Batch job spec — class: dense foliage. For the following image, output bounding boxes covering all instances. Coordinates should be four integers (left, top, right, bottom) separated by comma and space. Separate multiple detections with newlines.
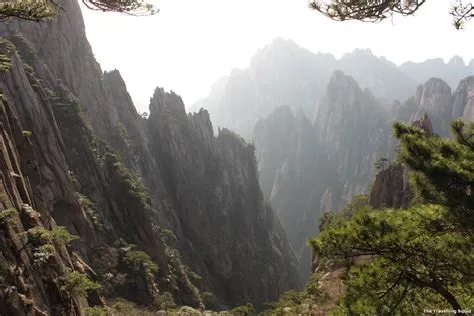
309, 120, 474, 314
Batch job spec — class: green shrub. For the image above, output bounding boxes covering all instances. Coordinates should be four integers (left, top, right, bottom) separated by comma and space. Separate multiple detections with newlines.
263, 290, 304, 314
0, 208, 18, 224
111, 298, 136, 313
123, 246, 159, 274
59, 269, 101, 297
188, 270, 202, 282
153, 292, 177, 311
0, 54, 11, 72
84, 306, 111, 316
24, 226, 78, 246
76, 192, 94, 208
230, 302, 256, 315
161, 229, 177, 243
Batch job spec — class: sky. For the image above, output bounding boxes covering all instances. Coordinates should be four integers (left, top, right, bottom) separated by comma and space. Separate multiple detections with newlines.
81, 0, 474, 113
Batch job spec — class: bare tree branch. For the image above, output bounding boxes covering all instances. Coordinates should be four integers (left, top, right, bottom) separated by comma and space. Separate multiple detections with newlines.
309, 0, 426, 22
309, 0, 474, 29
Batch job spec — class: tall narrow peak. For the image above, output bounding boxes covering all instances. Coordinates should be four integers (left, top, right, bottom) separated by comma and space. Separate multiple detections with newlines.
315, 70, 392, 201
416, 78, 453, 136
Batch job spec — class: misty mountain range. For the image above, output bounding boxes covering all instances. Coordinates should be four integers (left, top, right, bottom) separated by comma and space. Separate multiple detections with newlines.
193, 37, 474, 279
193, 37, 474, 139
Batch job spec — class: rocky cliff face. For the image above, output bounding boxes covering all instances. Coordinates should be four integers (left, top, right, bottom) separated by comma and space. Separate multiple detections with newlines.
146, 89, 301, 309
368, 164, 412, 209
0, 27, 203, 315
0, 0, 301, 313
0, 89, 97, 315
413, 78, 453, 136
253, 105, 300, 199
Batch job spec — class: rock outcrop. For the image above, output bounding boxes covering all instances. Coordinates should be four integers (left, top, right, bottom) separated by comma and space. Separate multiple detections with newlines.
368, 164, 412, 209
0, 0, 301, 312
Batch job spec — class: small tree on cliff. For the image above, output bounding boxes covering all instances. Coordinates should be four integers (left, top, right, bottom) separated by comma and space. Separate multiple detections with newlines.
309, 0, 474, 29
0, 0, 157, 22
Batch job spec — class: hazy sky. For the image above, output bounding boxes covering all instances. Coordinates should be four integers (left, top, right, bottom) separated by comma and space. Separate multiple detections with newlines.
81, 0, 474, 113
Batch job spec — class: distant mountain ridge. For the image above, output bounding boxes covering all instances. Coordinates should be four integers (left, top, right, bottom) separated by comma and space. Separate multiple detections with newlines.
194, 37, 474, 138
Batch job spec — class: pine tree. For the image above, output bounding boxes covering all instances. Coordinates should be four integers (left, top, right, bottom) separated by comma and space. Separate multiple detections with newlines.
310, 120, 474, 314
